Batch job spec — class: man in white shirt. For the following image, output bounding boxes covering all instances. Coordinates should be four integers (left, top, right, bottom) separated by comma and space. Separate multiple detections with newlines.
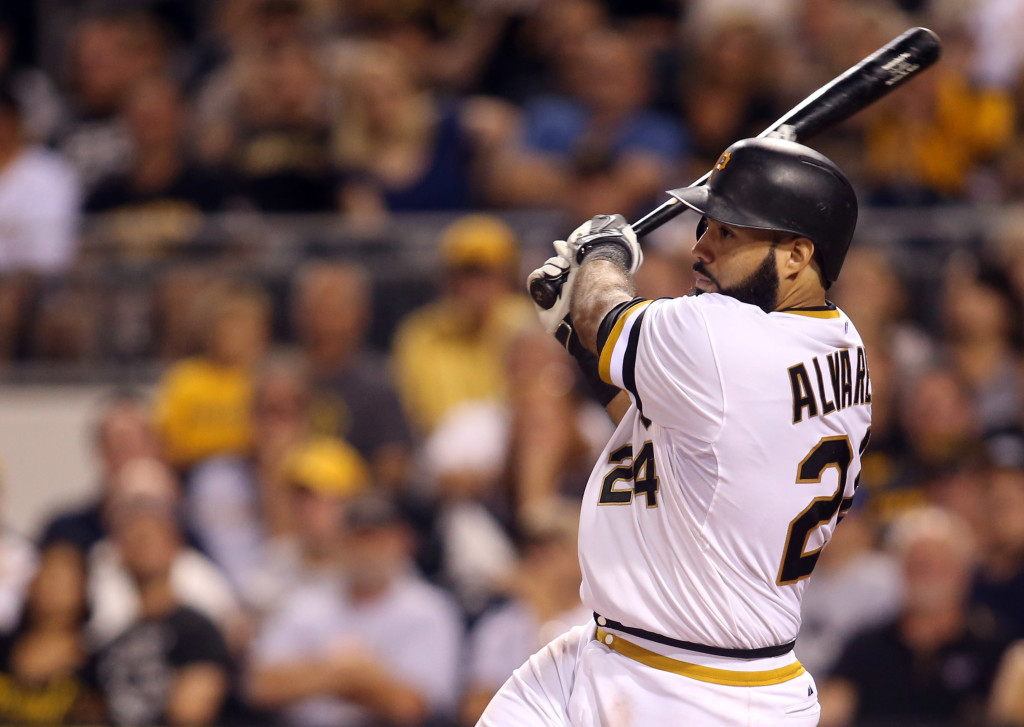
482, 137, 870, 726
247, 495, 463, 727
0, 84, 81, 275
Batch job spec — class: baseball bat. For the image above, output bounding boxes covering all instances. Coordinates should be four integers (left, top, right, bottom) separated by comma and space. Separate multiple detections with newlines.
530, 26, 942, 309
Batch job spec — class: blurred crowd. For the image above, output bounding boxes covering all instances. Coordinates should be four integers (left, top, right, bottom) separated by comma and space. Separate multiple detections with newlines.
0, 0, 1023, 725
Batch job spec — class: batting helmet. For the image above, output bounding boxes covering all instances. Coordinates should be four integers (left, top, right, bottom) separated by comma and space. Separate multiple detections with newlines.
670, 138, 858, 284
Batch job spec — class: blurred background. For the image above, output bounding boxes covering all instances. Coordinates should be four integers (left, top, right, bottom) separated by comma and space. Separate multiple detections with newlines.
0, 0, 1023, 725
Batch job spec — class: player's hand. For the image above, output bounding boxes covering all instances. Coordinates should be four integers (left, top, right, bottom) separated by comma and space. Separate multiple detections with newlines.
527, 240, 576, 335
567, 214, 643, 274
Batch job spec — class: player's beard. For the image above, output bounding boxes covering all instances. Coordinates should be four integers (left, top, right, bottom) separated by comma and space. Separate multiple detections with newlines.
692, 249, 780, 313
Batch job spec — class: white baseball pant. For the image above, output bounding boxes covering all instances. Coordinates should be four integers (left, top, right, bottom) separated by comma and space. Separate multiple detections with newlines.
477, 622, 821, 726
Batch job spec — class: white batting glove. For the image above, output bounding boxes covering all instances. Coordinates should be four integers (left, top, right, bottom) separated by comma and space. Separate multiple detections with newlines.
566, 214, 643, 275
527, 239, 576, 335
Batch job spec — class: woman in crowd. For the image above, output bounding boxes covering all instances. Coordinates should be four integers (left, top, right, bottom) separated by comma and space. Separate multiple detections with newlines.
0, 542, 93, 724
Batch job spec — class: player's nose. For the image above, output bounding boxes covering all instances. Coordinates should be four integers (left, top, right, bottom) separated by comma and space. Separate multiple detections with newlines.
691, 236, 711, 262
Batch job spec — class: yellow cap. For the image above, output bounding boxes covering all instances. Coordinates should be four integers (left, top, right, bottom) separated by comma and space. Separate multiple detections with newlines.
282, 437, 369, 497
439, 214, 518, 270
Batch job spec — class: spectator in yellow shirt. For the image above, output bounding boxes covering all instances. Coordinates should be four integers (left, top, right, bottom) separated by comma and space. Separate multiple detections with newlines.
392, 214, 534, 435
154, 281, 271, 471
864, 26, 1015, 200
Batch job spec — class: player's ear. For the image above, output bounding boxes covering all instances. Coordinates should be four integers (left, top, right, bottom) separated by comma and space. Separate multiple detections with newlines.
779, 236, 816, 278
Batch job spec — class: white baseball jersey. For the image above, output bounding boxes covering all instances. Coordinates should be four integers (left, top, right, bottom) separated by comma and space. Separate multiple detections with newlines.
579, 292, 872, 652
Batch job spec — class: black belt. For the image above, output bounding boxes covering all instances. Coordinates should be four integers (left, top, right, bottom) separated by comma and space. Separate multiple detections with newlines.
594, 613, 796, 659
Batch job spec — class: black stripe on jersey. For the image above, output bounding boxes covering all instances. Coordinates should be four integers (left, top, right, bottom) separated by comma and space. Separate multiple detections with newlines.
781, 302, 838, 312
597, 296, 649, 354
622, 305, 649, 415
595, 614, 797, 658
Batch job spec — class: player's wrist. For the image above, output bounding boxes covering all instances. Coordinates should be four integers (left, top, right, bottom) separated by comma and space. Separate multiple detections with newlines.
577, 240, 633, 271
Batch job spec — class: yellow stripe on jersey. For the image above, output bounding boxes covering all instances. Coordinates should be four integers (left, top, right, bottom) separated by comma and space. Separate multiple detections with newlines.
595, 628, 806, 687
781, 309, 841, 319
598, 300, 652, 385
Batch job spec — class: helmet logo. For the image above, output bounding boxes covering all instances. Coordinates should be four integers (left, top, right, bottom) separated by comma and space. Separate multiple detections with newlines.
712, 152, 732, 177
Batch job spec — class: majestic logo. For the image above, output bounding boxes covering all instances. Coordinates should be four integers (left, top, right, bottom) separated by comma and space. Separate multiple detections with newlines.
714, 152, 732, 172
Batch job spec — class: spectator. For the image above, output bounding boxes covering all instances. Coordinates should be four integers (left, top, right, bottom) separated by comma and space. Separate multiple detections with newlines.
505, 327, 611, 511
38, 390, 160, 554
90, 466, 232, 727
0, 543, 93, 724
247, 495, 462, 727
0, 82, 82, 359
292, 262, 412, 489
460, 503, 589, 725
154, 280, 271, 471
189, 429, 370, 612
490, 28, 684, 219
797, 513, 902, 677
52, 11, 170, 191
867, 368, 984, 520
185, 352, 311, 599
332, 41, 515, 221
472, 0, 607, 105
392, 214, 534, 434
196, 0, 316, 165
973, 466, 1024, 638
819, 506, 1015, 727
203, 37, 334, 212
85, 75, 235, 258
679, 15, 783, 178
87, 458, 239, 647
941, 259, 1023, 437
422, 400, 517, 611
0, 16, 62, 142
863, 24, 1015, 202
990, 641, 1024, 726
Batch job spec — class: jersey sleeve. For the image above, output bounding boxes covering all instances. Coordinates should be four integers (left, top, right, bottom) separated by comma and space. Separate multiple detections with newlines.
598, 297, 724, 436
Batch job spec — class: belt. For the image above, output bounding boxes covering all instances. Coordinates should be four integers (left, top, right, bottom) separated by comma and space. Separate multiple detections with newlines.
594, 613, 796, 659
595, 627, 806, 687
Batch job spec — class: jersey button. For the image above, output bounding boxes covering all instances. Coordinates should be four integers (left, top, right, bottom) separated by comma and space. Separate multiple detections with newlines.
604, 634, 614, 645
597, 617, 607, 626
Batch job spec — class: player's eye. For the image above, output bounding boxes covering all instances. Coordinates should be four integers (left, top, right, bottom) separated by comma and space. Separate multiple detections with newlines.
720, 226, 733, 239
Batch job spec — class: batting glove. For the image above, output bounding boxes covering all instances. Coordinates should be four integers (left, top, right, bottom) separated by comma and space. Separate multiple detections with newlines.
527, 239, 576, 335
567, 214, 643, 274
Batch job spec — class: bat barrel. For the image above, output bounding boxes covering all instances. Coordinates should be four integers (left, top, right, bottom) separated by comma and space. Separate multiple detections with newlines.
763, 27, 941, 142
528, 27, 941, 309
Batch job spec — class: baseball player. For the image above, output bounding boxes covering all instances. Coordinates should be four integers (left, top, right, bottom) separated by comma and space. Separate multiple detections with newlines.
478, 138, 871, 726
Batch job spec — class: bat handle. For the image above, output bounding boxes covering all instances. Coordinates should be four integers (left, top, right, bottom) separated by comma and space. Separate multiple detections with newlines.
529, 196, 692, 310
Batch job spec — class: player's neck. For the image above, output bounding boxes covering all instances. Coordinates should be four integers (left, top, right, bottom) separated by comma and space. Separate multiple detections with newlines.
773, 275, 827, 311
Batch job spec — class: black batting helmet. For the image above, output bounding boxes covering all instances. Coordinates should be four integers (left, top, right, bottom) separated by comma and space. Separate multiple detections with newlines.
670, 138, 858, 284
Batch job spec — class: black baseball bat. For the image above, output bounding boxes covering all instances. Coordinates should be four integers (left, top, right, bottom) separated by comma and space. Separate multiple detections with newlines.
530, 26, 942, 309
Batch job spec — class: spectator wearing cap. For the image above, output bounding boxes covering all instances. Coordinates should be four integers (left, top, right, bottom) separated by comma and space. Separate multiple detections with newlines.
460, 502, 589, 725
243, 435, 370, 612
0, 81, 82, 358
392, 214, 534, 434
819, 507, 1016, 727
88, 460, 233, 727
186, 352, 369, 611
292, 261, 412, 490
247, 495, 462, 727
86, 458, 239, 648
153, 280, 271, 472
